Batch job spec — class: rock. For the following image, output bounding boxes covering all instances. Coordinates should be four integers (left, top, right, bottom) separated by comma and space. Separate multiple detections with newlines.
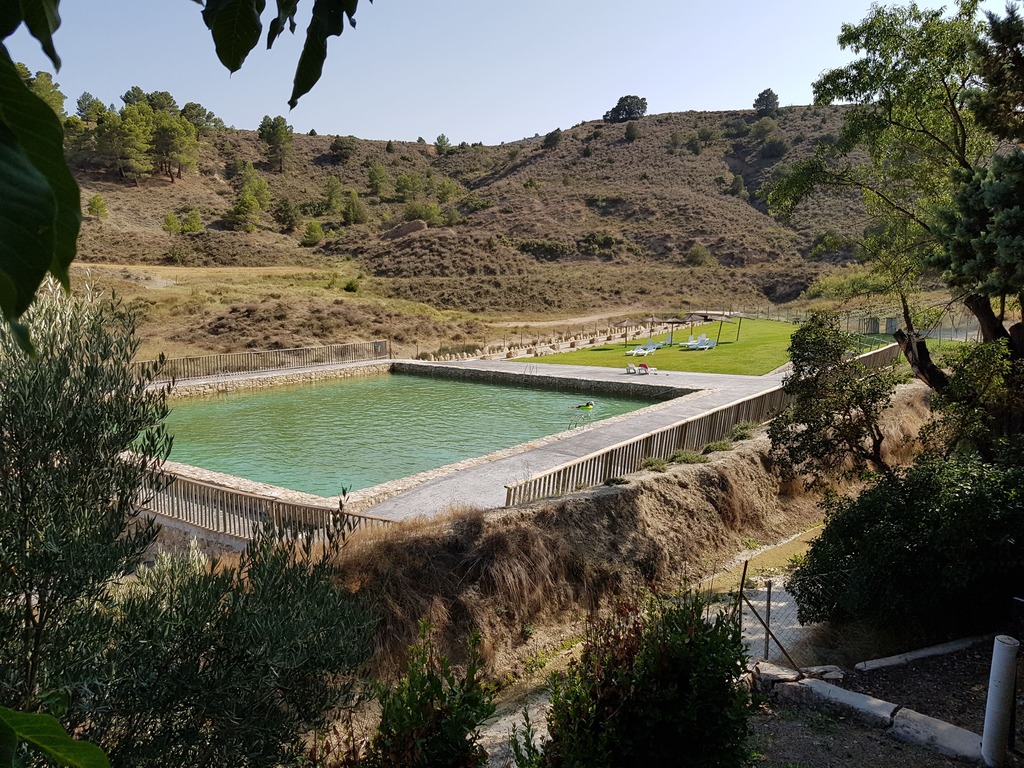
801, 664, 845, 682
382, 219, 428, 240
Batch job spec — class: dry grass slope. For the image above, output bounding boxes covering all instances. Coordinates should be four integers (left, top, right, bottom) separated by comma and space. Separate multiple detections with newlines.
71, 105, 865, 356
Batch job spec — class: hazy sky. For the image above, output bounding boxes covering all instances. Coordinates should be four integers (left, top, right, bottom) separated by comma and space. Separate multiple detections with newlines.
5, 0, 1005, 145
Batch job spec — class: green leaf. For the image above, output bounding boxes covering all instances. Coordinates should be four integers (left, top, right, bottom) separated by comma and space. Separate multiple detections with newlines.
201, 0, 266, 73
0, 44, 79, 297
288, 0, 360, 109
0, 3, 21, 39
0, 138, 55, 320
0, 707, 110, 768
267, 0, 299, 49
18, 0, 62, 70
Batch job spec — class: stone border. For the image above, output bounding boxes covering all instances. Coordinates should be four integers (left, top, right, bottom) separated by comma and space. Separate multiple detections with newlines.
159, 360, 705, 515
391, 360, 696, 400
167, 362, 392, 398
755, 661, 983, 762
854, 636, 989, 672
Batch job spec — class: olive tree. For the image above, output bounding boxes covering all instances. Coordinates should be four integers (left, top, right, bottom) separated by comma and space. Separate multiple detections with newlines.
0, 284, 172, 712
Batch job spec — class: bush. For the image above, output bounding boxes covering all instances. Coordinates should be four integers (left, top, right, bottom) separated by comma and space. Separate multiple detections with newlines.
363, 625, 496, 767
624, 121, 641, 142
301, 219, 324, 246
670, 449, 709, 464
513, 595, 749, 767
180, 208, 204, 233
702, 440, 734, 454
788, 451, 1024, 641
272, 197, 302, 232
760, 136, 790, 159
403, 201, 443, 227
86, 193, 108, 221
329, 135, 358, 164
640, 457, 668, 472
162, 211, 181, 233
342, 190, 369, 226
84, 524, 374, 767
683, 243, 712, 266
542, 128, 562, 149
749, 117, 777, 142
729, 421, 758, 441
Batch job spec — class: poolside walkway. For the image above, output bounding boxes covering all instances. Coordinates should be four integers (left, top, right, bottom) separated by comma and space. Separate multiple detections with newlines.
358, 360, 786, 521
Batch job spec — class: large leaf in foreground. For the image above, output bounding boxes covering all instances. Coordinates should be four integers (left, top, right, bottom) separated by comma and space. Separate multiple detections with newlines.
0, 706, 110, 768
0, 44, 80, 321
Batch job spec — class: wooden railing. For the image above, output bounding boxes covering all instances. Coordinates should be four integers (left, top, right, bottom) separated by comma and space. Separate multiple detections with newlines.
504, 389, 790, 506
139, 472, 394, 540
504, 343, 902, 507
140, 340, 390, 383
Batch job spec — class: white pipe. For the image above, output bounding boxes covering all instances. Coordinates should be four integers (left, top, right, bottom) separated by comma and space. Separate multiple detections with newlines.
982, 634, 1019, 767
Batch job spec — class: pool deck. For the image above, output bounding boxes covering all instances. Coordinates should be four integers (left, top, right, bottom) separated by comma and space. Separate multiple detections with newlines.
356, 359, 786, 521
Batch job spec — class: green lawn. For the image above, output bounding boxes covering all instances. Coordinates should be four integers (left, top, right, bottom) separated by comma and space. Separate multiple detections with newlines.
520, 319, 799, 375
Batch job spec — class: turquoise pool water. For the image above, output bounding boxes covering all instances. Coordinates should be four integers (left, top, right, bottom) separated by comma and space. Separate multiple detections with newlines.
165, 374, 652, 496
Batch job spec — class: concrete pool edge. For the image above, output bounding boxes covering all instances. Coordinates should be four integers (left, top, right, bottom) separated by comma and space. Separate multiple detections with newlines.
160, 359, 708, 515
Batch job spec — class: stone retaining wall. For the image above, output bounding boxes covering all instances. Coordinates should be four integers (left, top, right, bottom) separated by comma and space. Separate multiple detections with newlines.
391, 361, 693, 400
169, 362, 393, 398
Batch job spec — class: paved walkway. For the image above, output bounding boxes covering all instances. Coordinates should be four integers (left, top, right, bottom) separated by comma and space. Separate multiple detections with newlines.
359, 360, 785, 521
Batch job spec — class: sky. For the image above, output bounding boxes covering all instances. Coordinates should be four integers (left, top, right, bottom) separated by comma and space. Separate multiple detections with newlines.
4, 0, 1006, 146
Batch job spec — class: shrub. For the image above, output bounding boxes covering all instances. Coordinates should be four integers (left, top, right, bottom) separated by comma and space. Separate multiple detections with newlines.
83, 523, 374, 767
344, 278, 359, 293
760, 136, 790, 159
624, 121, 641, 142
542, 128, 562, 149
640, 456, 668, 472
702, 440, 734, 454
729, 421, 758, 441
788, 451, 1024, 641
162, 211, 181, 233
514, 595, 749, 767
749, 117, 777, 142
362, 625, 496, 767
86, 193, 108, 221
180, 208, 204, 233
403, 201, 443, 227
342, 190, 369, 226
395, 172, 424, 202
272, 197, 302, 232
683, 243, 712, 266
671, 449, 709, 464
301, 219, 325, 246
329, 135, 358, 164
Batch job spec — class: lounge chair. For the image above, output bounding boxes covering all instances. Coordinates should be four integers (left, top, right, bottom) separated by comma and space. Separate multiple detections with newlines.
638, 363, 657, 374
625, 345, 650, 356
681, 333, 708, 350
694, 338, 717, 351
626, 363, 638, 374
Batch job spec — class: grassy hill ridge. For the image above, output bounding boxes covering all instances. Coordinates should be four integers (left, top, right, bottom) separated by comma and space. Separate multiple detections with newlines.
72, 106, 865, 357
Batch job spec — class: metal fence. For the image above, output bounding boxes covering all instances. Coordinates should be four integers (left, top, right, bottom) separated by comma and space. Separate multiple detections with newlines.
139, 472, 394, 540
139, 340, 390, 383
504, 343, 902, 506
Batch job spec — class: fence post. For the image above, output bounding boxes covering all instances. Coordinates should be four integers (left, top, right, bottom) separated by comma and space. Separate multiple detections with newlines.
764, 579, 772, 659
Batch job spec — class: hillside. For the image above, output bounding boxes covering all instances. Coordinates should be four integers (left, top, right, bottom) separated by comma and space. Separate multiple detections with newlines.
71, 106, 867, 358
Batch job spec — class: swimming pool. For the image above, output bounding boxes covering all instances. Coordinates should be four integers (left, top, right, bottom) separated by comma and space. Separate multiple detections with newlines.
165, 373, 654, 496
